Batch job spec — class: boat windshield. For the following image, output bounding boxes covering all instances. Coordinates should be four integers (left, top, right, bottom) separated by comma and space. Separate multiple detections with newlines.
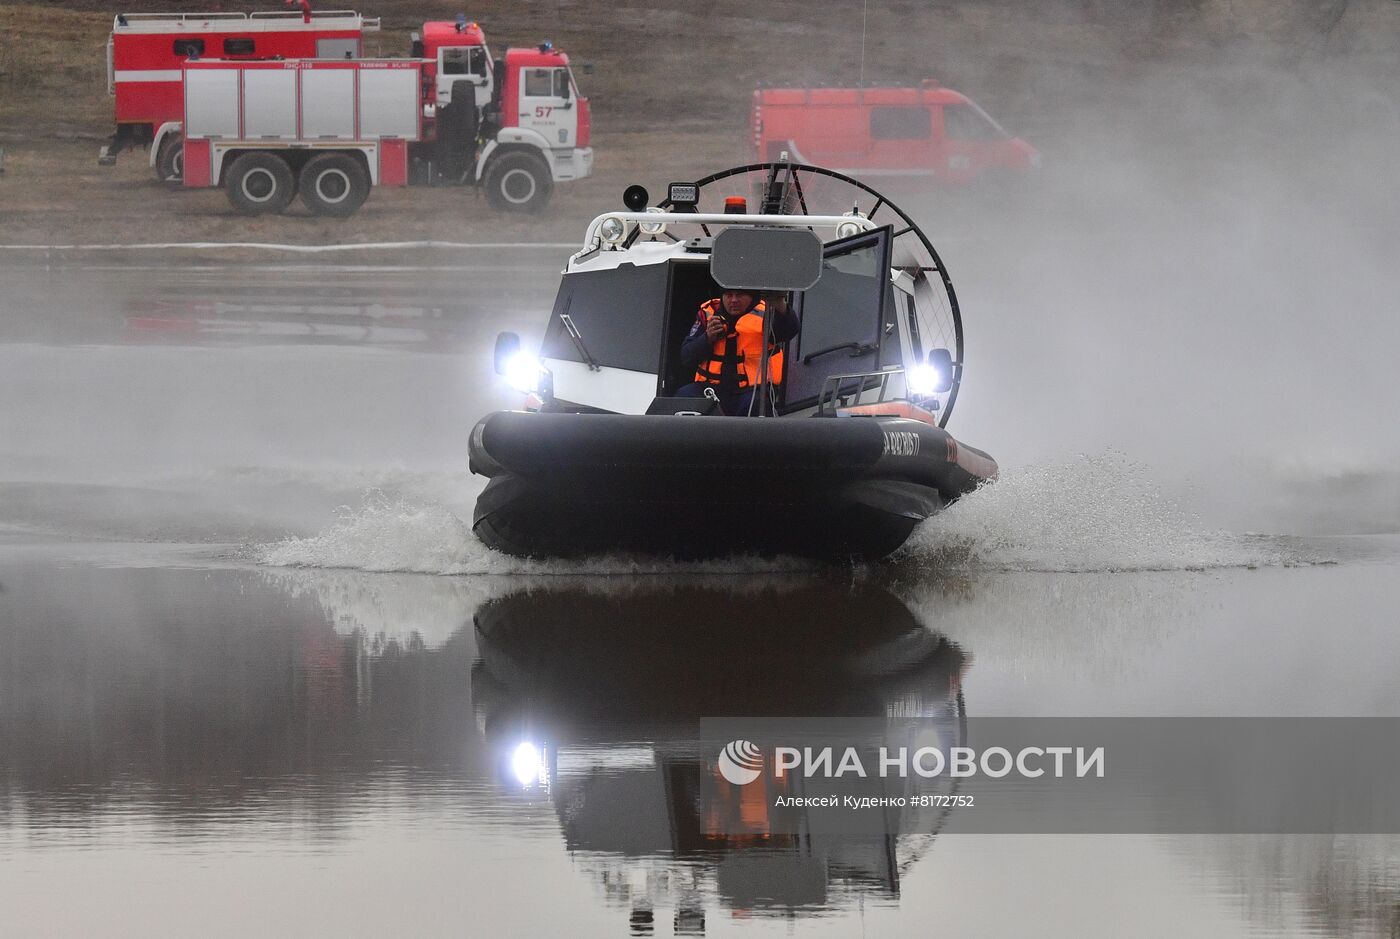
540, 263, 670, 373
781, 226, 893, 412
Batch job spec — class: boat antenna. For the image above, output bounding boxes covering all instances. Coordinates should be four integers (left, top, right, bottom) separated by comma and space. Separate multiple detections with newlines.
859, 0, 868, 88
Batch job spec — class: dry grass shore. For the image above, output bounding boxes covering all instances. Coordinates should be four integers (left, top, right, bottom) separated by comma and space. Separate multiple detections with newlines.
2, 0, 1395, 252
0, 1, 752, 248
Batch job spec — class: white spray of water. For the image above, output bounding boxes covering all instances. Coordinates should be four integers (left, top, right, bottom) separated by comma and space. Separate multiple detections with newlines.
256, 489, 818, 576
256, 455, 1325, 577
901, 453, 1322, 573
260, 567, 496, 648
258, 491, 489, 573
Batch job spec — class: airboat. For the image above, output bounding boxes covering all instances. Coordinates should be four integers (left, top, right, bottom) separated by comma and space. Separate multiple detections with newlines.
469, 162, 997, 559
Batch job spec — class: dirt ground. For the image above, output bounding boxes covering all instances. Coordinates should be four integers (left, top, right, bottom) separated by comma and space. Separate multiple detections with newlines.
0, 1, 764, 247
2, 0, 1397, 250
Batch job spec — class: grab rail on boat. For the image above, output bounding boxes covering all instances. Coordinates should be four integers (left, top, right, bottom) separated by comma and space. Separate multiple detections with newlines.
816, 367, 921, 415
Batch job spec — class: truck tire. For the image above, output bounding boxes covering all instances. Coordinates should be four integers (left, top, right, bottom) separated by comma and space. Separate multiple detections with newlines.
225, 152, 296, 216
484, 151, 552, 213
298, 153, 370, 218
155, 133, 184, 186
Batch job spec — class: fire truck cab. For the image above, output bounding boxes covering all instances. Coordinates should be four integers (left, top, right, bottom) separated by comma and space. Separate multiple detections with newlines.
487, 46, 592, 186
409, 23, 593, 195
751, 83, 1038, 186
418, 19, 491, 110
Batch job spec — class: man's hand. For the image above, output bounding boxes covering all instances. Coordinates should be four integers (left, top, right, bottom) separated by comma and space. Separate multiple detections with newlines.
705, 316, 728, 340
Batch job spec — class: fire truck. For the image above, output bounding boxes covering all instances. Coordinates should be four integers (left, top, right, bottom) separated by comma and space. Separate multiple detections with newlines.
103, 7, 592, 213
751, 83, 1037, 186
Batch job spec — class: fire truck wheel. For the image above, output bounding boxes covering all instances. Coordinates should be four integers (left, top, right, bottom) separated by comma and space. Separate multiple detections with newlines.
155, 134, 184, 186
299, 154, 370, 218
484, 152, 552, 213
225, 152, 296, 216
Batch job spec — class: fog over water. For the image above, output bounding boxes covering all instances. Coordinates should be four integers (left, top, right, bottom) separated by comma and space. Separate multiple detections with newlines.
927, 52, 1400, 534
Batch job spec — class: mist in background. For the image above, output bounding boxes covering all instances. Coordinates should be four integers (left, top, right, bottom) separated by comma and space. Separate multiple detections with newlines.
623, 0, 1400, 533
879, 1, 1400, 533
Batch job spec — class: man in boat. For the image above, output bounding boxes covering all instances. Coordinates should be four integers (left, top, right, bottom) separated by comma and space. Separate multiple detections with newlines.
677, 288, 799, 416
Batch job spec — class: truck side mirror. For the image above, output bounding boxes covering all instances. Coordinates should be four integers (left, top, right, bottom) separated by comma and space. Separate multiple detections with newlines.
494, 331, 521, 375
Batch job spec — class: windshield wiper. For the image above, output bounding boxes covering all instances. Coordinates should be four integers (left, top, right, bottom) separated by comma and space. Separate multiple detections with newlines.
560, 313, 601, 371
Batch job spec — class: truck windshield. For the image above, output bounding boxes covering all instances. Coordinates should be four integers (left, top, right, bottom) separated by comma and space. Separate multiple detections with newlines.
441, 47, 472, 75
943, 103, 1007, 140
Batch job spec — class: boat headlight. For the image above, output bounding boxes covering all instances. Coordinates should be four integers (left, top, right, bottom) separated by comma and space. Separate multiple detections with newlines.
504, 350, 547, 393
667, 182, 699, 207
638, 207, 667, 236
511, 741, 548, 788
836, 208, 867, 240
905, 363, 944, 396
599, 215, 628, 244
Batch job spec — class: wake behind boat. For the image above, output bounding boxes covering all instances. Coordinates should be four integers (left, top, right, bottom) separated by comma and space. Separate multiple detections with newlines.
469, 162, 997, 559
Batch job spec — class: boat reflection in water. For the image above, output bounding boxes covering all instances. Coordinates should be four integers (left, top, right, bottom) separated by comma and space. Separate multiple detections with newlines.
471, 578, 969, 931
0, 560, 963, 933
9, 561, 1400, 934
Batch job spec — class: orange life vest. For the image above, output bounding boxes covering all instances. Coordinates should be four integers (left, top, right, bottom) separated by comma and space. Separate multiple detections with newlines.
692, 298, 785, 389
702, 762, 783, 842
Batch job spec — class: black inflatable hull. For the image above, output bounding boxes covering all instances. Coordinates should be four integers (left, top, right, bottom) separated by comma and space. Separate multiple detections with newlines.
468, 411, 996, 560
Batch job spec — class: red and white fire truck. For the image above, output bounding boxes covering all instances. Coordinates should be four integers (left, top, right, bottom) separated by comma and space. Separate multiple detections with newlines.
751, 83, 1037, 186
103, 7, 592, 213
